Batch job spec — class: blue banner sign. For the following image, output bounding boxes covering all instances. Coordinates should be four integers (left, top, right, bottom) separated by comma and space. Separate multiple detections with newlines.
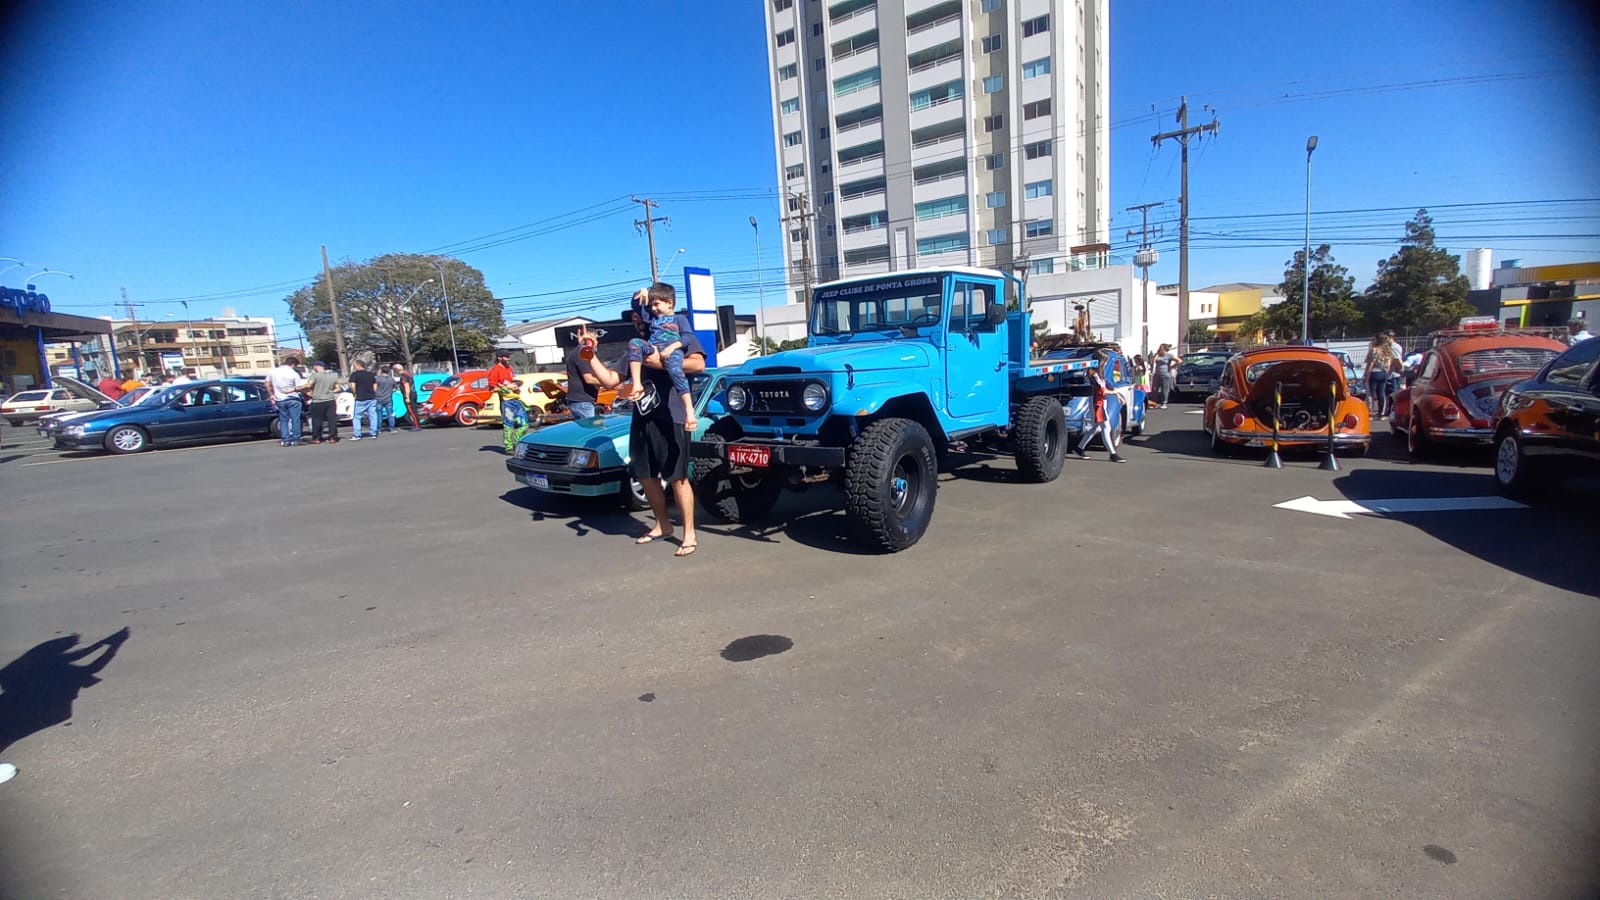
1, 288, 52, 316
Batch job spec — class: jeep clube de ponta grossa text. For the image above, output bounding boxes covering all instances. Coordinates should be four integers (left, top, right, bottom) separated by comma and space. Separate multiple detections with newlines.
689, 266, 1105, 552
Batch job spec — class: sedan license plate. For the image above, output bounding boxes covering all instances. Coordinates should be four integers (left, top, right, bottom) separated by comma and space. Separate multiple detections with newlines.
727, 444, 771, 468
520, 473, 550, 489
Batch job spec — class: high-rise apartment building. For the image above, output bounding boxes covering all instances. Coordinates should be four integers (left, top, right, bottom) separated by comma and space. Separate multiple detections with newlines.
764, 0, 1108, 307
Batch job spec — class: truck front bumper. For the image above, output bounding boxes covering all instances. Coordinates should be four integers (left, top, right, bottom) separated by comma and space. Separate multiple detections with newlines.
690, 439, 847, 468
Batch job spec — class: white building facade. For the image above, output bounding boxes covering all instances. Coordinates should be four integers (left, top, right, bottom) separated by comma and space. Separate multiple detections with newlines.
764, 0, 1109, 307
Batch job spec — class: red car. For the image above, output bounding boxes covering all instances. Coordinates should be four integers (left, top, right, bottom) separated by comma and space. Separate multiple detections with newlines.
1392, 326, 1567, 458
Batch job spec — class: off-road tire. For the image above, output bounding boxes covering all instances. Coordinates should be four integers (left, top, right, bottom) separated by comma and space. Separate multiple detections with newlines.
691, 432, 782, 523
106, 425, 149, 454
1012, 396, 1067, 483
454, 404, 480, 427
844, 418, 938, 552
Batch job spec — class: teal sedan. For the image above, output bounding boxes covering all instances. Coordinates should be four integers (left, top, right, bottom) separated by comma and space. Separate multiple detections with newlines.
506, 371, 724, 509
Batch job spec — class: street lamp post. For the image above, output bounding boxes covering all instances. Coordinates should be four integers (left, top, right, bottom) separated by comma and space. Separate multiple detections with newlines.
660, 248, 686, 282
431, 260, 460, 373
0, 258, 26, 284
23, 269, 74, 291
398, 279, 434, 371
1302, 135, 1318, 343
750, 216, 765, 355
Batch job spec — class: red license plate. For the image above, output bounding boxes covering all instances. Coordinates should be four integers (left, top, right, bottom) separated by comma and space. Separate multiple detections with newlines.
727, 444, 771, 467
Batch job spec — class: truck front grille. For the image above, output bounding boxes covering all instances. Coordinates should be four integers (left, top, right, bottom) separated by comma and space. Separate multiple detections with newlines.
743, 381, 810, 415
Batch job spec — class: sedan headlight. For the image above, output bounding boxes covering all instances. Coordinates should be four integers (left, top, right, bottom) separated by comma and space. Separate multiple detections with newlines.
802, 382, 828, 412
568, 449, 597, 468
63, 425, 85, 435
726, 384, 749, 412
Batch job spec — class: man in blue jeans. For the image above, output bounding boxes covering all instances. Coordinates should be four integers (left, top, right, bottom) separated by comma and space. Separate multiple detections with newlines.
267, 356, 308, 446
347, 359, 380, 439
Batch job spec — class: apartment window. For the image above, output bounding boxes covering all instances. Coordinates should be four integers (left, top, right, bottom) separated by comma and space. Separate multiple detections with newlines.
815, 57, 825, 70
917, 233, 970, 255
819, 126, 829, 140
826, 224, 836, 237
1024, 139, 1053, 159
823, 191, 834, 205
790, 228, 804, 242
785, 163, 805, 180
812, 22, 823, 35
773, 0, 793, 9
985, 191, 1006, 208
1025, 179, 1053, 198
781, 98, 800, 114
983, 114, 1004, 131
787, 195, 801, 212
1023, 99, 1051, 119
981, 34, 1002, 53
816, 90, 828, 106
1022, 15, 1050, 37
910, 80, 962, 110
783, 131, 803, 147
982, 75, 1004, 94
984, 152, 1005, 170
981, 0, 1002, 10
985, 228, 1008, 246
1029, 257, 1055, 275
1022, 57, 1051, 79
1025, 219, 1053, 238
776, 28, 796, 47
915, 195, 968, 220
833, 67, 882, 97
779, 63, 798, 80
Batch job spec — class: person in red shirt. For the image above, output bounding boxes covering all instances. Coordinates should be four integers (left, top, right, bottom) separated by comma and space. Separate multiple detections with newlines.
487, 352, 516, 388
95, 372, 125, 400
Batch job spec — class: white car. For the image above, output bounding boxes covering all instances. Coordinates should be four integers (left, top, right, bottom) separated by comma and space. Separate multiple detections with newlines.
3, 387, 101, 425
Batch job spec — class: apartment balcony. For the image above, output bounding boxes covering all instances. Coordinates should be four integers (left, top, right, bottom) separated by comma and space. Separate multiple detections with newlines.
909, 131, 965, 166
838, 186, 887, 218
915, 246, 973, 268
906, 52, 962, 94
831, 44, 879, 80
912, 168, 966, 203
832, 82, 881, 116
827, 2, 877, 40
842, 255, 894, 275
835, 150, 885, 180
833, 116, 882, 149
840, 223, 890, 252
905, 4, 962, 55
909, 93, 963, 131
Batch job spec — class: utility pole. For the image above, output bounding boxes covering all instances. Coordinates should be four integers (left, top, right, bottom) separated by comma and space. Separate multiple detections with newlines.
321, 245, 348, 372
1126, 201, 1164, 357
122, 287, 146, 377
788, 191, 815, 320
632, 196, 669, 283
1152, 97, 1219, 348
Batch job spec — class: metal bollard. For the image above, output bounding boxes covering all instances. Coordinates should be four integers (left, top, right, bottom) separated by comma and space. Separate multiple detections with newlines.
1319, 381, 1340, 471
1263, 383, 1284, 468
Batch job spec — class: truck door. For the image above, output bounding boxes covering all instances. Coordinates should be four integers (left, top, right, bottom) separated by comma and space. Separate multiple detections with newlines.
944, 279, 1008, 419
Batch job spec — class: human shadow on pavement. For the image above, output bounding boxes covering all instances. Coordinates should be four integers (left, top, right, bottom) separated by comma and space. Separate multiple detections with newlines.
1331, 467, 1600, 597
0, 628, 131, 754
498, 487, 654, 540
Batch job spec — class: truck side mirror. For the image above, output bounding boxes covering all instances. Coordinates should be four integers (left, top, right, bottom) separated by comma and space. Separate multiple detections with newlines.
981, 303, 1007, 329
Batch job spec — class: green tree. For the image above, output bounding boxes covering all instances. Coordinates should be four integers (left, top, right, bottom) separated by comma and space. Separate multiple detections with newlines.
1184, 321, 1215, 346
1360, 209, 1473, 335
1258, 244, 1364, 341
755, 335, 809, 354
283, 254, 504, 370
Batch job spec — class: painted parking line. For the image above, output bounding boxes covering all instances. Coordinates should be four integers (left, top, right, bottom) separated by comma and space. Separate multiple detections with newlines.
1273, 494, 1528, 519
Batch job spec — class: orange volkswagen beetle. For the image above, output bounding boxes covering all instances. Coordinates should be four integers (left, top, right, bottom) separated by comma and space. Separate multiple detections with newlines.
1392, 324, 1567, 458
1203, 346, 1371, 456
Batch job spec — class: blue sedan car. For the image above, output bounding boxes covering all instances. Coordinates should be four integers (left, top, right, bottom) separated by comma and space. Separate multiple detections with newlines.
53, 379, 279, 454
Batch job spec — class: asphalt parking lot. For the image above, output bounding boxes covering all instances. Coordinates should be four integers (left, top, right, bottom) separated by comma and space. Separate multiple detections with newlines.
0, 408, 1596, 898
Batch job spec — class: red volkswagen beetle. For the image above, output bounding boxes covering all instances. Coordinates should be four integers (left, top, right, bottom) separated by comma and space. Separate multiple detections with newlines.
1392, 324, 1567, 458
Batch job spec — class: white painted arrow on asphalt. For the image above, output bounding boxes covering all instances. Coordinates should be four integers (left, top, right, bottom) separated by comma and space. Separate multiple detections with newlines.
1273, 495, 1528, 519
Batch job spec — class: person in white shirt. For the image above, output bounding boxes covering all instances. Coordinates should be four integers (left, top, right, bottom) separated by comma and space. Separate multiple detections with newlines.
267, 356, 309, 446
1569, 318, 1594, 345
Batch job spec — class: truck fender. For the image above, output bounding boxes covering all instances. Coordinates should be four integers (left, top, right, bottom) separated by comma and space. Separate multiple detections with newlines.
841, 391, 948, 447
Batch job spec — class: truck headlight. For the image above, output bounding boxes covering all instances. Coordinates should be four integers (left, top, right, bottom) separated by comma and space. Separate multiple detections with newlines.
568, 449, 597, 468
802, 382, 828, 412
726, 385, 749, 412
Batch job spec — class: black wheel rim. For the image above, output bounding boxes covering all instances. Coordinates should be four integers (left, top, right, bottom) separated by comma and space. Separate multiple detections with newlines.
1043, 419, 1059, 459
890, 455, 921, 516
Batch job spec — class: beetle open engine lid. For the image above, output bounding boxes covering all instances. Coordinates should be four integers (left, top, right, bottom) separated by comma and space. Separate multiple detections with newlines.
1243, 357, 1345, 404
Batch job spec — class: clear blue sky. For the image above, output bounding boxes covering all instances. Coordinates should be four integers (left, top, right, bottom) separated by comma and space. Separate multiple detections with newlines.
4, 0, 1597, 343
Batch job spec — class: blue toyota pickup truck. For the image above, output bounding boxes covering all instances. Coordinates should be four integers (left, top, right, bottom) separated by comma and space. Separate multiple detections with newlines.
690, 266, 1118, 552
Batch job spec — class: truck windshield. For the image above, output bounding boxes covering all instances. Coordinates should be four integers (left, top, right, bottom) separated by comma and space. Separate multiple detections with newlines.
811, 273, 945, 337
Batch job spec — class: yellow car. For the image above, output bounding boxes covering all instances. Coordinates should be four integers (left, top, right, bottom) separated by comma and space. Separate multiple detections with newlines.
478, 373, 570, 426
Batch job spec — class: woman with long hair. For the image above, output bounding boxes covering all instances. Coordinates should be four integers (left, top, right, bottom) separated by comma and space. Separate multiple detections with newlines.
1363, 332, 1399, 418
